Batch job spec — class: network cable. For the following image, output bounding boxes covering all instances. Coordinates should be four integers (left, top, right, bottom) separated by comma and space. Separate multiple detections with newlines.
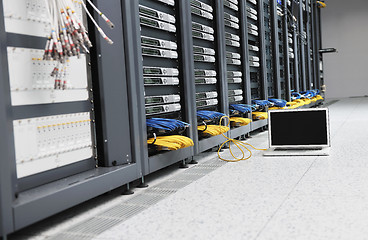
268, 98, 287, 108
217, 116, 266, 162
146, 118, 189, 132
230, 104, 252, 114
197, 110, 225, 120
147, 135, 194, 150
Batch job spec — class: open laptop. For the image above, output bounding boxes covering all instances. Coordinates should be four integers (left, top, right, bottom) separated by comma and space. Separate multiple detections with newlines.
263, 108, 331, 156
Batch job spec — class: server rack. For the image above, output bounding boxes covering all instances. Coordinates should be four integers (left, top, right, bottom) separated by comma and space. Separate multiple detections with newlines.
223, 0, 252, 139
0, 0, 142, 236
247, 0, 268, 131
281, 0, 292, 101
288, 0, 300, 93
191, 0, 229, 153
129, 0, 197, 175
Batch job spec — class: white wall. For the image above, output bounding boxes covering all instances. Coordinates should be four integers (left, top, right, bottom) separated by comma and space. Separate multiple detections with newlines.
321, 0, 368, 98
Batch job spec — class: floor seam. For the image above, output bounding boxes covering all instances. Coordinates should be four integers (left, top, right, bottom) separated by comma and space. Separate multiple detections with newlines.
253, 156, 319, 240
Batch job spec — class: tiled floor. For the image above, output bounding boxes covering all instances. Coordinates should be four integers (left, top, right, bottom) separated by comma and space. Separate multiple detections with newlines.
11, 97, 368, 240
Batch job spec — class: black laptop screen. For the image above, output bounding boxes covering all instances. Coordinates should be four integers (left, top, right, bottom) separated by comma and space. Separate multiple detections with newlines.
270, 109, 329, 146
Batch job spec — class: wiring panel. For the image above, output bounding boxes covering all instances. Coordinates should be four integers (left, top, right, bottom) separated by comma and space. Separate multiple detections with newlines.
3, 0, 83, 37
7, 47, 89, 105
13, 112, 93, 178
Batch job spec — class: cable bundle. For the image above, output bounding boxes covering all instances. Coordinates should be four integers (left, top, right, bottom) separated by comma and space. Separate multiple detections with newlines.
197, 111, 225, 120
301, 91, 317, 98
252, 112, 268, 120
147, 135, 194, 151
230, 117, 252, 127
268, 98, 287, 108
286, 101, 300, 109
146, 118, 189, 132
291, 92, 302, 100
43, 0, 114, 89
197, 125, 229, 136
316, 95, 324, 100
251, 100, 271, 107
230, 104, 253, 114
217, 116, 266, 162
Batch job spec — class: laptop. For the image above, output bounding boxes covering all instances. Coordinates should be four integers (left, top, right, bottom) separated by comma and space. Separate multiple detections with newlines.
263, 108, 331, 156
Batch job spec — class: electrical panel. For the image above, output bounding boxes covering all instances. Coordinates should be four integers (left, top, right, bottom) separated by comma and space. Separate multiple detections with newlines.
224, 0, 244, 108
247, 0, 262, 100
13, 112, 93, 178
190, 0, 219, 112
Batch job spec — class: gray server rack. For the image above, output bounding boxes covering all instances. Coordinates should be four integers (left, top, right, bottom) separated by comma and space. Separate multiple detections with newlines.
226, 0, 253, 139
0, 0, 142, 236
191, 0, 229, 153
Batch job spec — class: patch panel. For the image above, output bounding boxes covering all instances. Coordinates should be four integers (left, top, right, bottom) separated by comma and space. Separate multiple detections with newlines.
3, 0, 82, 37
7, 47, 89, 106
13, 112, 93, 178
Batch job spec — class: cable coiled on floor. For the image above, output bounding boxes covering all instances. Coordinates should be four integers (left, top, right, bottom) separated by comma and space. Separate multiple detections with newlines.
217, 116, 266, 162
